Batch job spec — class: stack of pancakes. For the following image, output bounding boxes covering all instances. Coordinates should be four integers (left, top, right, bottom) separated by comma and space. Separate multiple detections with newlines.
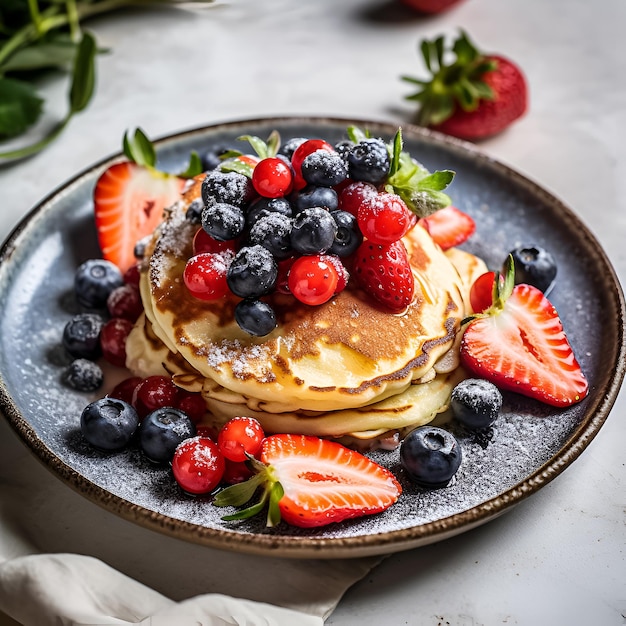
126, 177, 487, 447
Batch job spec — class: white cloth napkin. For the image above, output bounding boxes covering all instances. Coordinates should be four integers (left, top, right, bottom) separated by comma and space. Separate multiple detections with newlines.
0, 418, 383, 625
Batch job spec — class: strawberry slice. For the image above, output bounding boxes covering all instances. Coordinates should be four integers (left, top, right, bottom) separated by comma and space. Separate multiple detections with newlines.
94, 162, 184, 272
214, 434, 402, 528
93, 128, 201, 273
421, 206, 475, 250
352, 239, 415, 312
460, 260, 588, 407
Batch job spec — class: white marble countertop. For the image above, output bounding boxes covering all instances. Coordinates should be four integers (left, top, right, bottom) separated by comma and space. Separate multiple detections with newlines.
1, 0, 625, 624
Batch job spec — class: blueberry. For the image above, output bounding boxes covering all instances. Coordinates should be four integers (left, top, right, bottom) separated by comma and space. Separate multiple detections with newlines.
200, 144, 230, 171
201, 202, 246, 241
508, 245, 557, 294
227, 245, 278, 298
74, 259, 124, 308
347, 138, 390, 186
400, 426, 462, 488
235, 299, 277, 336
301, 150, 348, 187
80, 397, 139, 451
334, 139, 355, 164
278, 137, 307, 160
290, 207, 338, 255
328, 210, 363, 257
201, 170, 254, 208
139, 407, 196, 464
185, 198, 204, 224
133, 235, 151, 260
247, 196, 293, 228
64, 358, 104, 392
295, 186, 338, 213
451, 378, 502, 431
63, 313, 104, 359
249, 213, 294, 260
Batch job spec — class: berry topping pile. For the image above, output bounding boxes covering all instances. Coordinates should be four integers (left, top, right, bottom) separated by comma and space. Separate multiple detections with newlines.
48, 125, 593, 531
181, 127, 462, 335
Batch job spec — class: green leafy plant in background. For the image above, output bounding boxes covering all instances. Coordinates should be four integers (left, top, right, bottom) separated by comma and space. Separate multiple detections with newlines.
0, 0, 212, 161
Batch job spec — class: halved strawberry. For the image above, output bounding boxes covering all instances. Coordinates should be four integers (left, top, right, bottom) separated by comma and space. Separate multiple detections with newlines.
93, 128, 202, 273
460, 260, 588, 407
94, 162, 184, 272
421, 205, 475, 250
214, 434, 402, 528
352, 239, 415, 312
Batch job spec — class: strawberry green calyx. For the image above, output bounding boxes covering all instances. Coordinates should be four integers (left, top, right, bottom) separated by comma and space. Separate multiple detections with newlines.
220, 131, 282, 177
122, 127, 202, 179
402, 30, 498, 128
214, 456, 285, 527
462, 254, 515, 326
386, 127, 455, 217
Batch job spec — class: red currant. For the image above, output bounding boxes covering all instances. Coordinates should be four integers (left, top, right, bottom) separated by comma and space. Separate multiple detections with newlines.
357, 191, 414, 245
470, 271, 498, 313
132, 375, 180, 419
193, 228, 236, 256
100, 318, 134, 367
107, 284, 143, 321
123, 263, 141, 287
183, 252, 231, 301
217, 416, 265, 463
172, 436, 225, 495
338, 181, 377, 217
288, 255, 339, 306
275, 257, 296, 294
176, 391, 206, 424
291, 139, 334, 191
321, 254, 349, 294
108, 376, 143, 404
222, 459, 253, 485
252, 157, 293, 198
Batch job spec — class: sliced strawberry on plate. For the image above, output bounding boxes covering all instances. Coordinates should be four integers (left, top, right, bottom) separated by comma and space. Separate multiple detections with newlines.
460, 257, 589, 407
93, 128, 196, 273
421, 205, 475, 250
352, 239, 415, 312
214, 434, 402, 528
94, 163, 184, 272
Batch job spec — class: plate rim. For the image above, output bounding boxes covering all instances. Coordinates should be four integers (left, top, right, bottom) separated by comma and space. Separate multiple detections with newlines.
1, 115, 625, 559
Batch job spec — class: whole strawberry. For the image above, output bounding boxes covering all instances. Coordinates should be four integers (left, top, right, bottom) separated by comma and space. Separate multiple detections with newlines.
402, 31, 528, 140
400, 0, 465, 13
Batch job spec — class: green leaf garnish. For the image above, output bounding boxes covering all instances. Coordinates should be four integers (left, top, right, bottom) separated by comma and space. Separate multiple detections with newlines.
69, 31, 96, 113
177, 150, 203, 179
237, 130, 281, 159
384, 128, 455, 217
0, 0, 215, 162
123, 127, 156, 169
0, 77, 43, 139
220, 157, 255, 178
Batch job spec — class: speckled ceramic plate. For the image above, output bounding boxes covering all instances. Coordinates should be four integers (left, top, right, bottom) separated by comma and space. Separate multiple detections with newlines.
1, 117, 624, 559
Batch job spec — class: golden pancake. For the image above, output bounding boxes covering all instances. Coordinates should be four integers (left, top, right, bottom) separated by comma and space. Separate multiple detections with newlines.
139, 176, 477, 415
126, 237, 486, 442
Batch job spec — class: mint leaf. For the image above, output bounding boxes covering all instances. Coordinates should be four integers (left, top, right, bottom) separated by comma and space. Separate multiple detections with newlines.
386, 147, 455, 217
178, 150, 203, 178
238, 131, 281, 159
417, 170, 455, 191
0, 77, 43, 139
220, 157, 255, 178
123, 127, 156, 168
